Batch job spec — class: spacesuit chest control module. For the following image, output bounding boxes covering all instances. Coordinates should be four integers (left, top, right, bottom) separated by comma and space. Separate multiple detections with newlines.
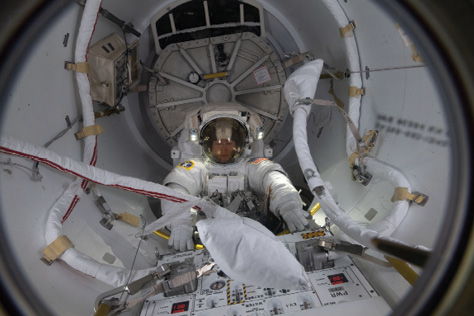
161, 103, 311, 251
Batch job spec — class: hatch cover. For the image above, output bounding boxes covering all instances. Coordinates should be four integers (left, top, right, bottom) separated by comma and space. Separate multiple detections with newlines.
148, 32, 287, 145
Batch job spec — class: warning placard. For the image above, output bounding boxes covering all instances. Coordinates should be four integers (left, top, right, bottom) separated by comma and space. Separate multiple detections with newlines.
253, 66, 271, 85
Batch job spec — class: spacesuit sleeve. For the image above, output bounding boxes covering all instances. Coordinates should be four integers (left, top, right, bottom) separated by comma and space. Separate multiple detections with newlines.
161, 160, 206, 216
162, 160, 206, 196
247, 159, 303, 216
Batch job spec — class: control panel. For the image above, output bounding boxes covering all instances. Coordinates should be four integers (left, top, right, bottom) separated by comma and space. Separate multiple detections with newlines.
137, 232, 390, 316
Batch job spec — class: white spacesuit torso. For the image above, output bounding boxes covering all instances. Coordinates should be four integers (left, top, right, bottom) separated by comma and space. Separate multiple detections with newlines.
162, 157, 302, 226
204, 159, 247, 195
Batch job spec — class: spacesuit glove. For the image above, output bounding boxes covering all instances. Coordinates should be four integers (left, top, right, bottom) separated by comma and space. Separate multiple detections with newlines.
169, 224, 194, 251
280, 208, 310, 232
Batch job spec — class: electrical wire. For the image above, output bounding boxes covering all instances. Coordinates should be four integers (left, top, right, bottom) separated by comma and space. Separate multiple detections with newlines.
31, 115, 80, 181
118, 215, 146, 304
347, 64, 426, 75
1, 158, 39, 177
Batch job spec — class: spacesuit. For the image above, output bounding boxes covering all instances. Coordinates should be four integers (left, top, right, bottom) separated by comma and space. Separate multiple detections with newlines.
162, 112, 310, 251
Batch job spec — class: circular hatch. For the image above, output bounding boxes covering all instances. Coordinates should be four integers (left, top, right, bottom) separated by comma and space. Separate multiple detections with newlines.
148, 32, 287, 146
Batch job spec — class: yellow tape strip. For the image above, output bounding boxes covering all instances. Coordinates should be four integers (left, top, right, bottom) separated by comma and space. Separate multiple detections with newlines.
42, 235, 74, 264
349, 86, 365, 97
94, 303, 112, 316
385, 256, 419, 286
339, 21, 355, 37
153, 230, 169, 240
410, 45, 423, 63
392, 187, 410, 202
64, 61, 89, 73
117, 212, 140, 227
310, 203, 321, 216
276, 229, 290, 236
204, 72, 228, 80
75, 124, 104, 140
153, 230, 204, 250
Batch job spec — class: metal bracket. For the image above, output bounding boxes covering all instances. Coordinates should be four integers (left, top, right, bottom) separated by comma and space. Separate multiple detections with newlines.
351, 165, 372, 186
94, 265, 171, 312
411, 191, 429, 206
196, 262, 216, 278
91, 185, 118, 230
316, 237, 364, 256
365, 129, 379, 148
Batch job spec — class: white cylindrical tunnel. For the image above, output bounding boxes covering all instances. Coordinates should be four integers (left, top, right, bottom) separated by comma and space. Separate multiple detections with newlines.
0, 0, 473, 316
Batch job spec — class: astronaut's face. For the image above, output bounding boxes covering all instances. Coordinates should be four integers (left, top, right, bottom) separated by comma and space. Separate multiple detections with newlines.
211, 138, 236, 163
201, 117, 247, 164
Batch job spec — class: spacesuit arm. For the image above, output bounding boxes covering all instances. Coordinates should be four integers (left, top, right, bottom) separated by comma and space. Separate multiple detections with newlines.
161, 161, 206, 251
160, 183, 195, 251
263, 171, 310, 232
248, 160, 309, 232
160, 183, 191, 217
262, 171, 301, 212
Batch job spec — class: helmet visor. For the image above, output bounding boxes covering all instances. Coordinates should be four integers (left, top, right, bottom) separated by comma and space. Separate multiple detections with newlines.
201, 117, 247, 164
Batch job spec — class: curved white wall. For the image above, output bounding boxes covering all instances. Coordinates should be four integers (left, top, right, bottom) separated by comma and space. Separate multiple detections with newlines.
0, 0, 452, 315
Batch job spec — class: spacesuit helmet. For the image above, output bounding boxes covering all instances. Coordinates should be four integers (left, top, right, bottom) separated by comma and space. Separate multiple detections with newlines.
200, 117, 247, 164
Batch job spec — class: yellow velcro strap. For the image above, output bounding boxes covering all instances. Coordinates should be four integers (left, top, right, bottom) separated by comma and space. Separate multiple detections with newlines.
396, 23, 423, 63
385, 256, 419, 286
349, 151, 359, 166
339, 21, 356, 37
64, 61, 89, 73
391, 187, 428, 205
410, 45, 423, 63
75, 124, 104, 140
283, 54, 307, 68
94, 303, 112, 316
41, 235, 74, 265
349, 86, 366, 97
117, 212, 140, 227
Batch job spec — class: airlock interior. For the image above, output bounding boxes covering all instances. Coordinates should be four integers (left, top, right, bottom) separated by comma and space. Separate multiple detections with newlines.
0, 0, 460, 316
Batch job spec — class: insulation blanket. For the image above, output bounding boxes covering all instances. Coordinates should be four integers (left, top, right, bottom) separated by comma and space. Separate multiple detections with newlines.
284, 59, 324, 116
0, 136, 191, 205
321, 0, 363, 156
284, 58, 418, 251
285, 60, 326, 191
196, 217, 312, 291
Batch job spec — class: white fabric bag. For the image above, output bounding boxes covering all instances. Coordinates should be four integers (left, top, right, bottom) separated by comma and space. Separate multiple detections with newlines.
196, 217, 311, 291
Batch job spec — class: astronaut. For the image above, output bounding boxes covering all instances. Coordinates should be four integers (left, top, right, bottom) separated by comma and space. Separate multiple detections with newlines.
161, 104, 311, 251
